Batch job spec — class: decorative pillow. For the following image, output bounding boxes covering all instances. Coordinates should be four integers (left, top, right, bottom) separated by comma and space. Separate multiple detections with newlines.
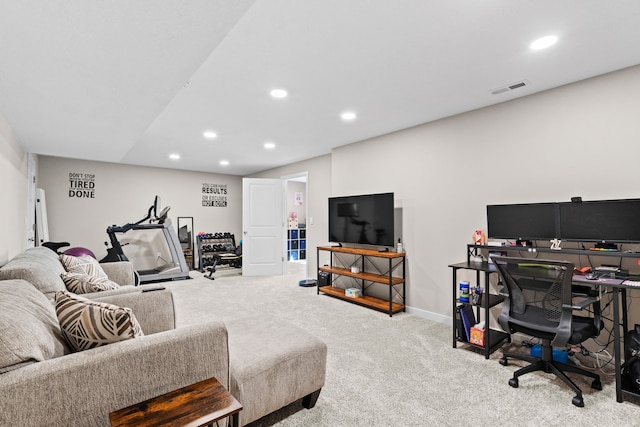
61, 271, 120, 294
0, 280, 69, 373
54, 291, 143, 352
59, 254, 108, 280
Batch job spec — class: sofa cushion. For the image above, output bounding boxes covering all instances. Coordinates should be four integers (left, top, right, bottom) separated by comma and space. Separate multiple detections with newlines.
59, 254, 108, 280
55, 291, 144, 352
61, 271, 120, 294
226, 315, 327, 426
0, 247, 67, 299
0, 280, 70, 373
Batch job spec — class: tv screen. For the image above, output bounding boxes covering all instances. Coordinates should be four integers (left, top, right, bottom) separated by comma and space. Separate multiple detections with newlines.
558, 199, 640, 243
487, 203, 558, 240
328, 192, 394, 246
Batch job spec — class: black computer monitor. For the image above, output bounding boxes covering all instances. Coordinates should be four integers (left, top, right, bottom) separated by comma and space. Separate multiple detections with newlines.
558, 199, 640, 243
487, 203, 558, 240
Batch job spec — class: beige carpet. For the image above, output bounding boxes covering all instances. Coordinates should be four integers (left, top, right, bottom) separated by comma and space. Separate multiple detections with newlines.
165, 263, 640, 426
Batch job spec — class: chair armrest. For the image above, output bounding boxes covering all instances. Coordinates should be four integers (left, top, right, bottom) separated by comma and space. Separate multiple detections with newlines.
568, 296, 598, 310
91, 287, 176, 335
100, 261, 136, 286
565, 297, 603, 332
0, 322, 229, 427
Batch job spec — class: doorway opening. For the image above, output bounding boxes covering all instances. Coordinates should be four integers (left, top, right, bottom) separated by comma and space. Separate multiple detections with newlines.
283, 172, 308, 280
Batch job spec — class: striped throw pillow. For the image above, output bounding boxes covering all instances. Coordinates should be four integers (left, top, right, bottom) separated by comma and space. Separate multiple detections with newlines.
59, 254, 108, 280
54, 291, 143, 352
61, 271, 120, 294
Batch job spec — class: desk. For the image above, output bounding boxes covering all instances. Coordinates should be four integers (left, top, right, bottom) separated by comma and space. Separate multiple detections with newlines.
451, 259, 639, 402
572, 275, 639, 403
462, 245, 640, 402
109, 377, 242, 427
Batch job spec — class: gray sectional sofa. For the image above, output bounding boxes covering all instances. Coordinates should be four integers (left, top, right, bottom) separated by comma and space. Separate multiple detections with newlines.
0, 247, 327, 426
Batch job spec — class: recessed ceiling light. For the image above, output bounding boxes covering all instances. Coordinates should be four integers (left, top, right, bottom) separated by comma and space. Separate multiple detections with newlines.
530, 35, 558, 50
169, 153, 180, 160
220, 160, 229, 166
270, 88, 288, 98
341, 111, 357, 121
203, 131, 217, 139
264, 142, 276, 149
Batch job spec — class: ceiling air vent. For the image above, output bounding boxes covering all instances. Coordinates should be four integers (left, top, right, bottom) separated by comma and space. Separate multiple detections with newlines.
490, 80, 530, 95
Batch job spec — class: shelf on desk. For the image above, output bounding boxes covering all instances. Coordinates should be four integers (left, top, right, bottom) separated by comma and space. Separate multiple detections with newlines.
449, 261, 497, 272
468, 244, 640, 259
456, 294, 505, 310
457, 329, 509, 352
480, 294, 505, 309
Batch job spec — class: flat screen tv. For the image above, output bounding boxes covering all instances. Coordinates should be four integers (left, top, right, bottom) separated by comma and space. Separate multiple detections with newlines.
486, 203, 558, 241
328, 192, 394, 247
558, 199, 640, 243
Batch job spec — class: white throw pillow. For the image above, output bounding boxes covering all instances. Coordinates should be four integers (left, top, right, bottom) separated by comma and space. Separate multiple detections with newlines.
59, 254, 108, 280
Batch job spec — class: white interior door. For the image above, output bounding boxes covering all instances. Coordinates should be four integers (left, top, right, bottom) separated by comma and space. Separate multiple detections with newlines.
242, 178, 285, 276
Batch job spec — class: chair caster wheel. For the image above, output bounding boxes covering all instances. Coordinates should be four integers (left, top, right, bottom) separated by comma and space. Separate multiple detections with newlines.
572, 395, 584, 407
508, 378, 518, 388
591, 379, 602, 390
499, 357, 508, 366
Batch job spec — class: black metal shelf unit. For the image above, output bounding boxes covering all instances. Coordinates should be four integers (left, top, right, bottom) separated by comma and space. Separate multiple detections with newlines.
449, 261, 509, 359
197, 232, 237, 271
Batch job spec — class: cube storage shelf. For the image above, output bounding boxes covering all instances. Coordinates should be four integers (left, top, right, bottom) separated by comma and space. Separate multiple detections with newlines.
288, 227, 306, 261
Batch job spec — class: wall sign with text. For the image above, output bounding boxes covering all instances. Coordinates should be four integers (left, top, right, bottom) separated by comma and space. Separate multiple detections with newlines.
202, 183, 228, 207
69, 172, 96, 198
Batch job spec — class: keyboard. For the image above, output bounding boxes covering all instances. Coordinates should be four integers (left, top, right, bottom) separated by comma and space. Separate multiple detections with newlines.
622, 280, 640, 287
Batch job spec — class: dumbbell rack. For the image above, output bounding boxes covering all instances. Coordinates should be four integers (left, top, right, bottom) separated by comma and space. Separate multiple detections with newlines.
196, 232, 236, 272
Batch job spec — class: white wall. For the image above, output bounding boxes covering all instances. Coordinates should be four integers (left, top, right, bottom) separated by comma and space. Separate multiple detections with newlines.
330, 65, 640, 321
0, 113, 29, 264
286, 181, 306, 225
37, 156, 243, 266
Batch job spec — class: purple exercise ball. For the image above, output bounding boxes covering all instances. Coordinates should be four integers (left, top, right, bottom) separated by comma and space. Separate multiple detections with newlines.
63, 247, 96, 259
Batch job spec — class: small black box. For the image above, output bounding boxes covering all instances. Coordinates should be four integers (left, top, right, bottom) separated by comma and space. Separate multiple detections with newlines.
317, 271, 331, 287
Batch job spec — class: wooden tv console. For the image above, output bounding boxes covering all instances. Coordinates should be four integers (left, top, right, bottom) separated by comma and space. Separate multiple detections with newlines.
316, 246, 405, 316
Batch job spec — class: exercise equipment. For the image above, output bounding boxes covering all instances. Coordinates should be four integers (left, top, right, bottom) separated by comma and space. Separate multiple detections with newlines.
42, 242, 96, 259
42, 241, 71, 254
203, 240, 242, 280
101, 196, 190, 283
64, 247, 96, 259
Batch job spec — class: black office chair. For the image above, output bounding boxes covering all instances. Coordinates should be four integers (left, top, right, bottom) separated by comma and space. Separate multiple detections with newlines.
491, 256, 603, 407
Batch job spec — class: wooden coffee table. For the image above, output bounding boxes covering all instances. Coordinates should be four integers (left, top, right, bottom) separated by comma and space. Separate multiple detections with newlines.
109, 377, 242, 427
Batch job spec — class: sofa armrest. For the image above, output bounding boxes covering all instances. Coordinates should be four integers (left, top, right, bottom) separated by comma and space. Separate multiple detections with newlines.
0, 322, 229, 427
91, 287, 176, 335
100, 261, 136, 286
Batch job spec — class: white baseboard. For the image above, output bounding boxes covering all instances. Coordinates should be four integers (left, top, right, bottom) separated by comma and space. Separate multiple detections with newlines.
405, 305, 451, 325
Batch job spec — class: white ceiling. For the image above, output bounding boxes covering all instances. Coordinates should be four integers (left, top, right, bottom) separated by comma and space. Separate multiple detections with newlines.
1, 1, 640, 176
